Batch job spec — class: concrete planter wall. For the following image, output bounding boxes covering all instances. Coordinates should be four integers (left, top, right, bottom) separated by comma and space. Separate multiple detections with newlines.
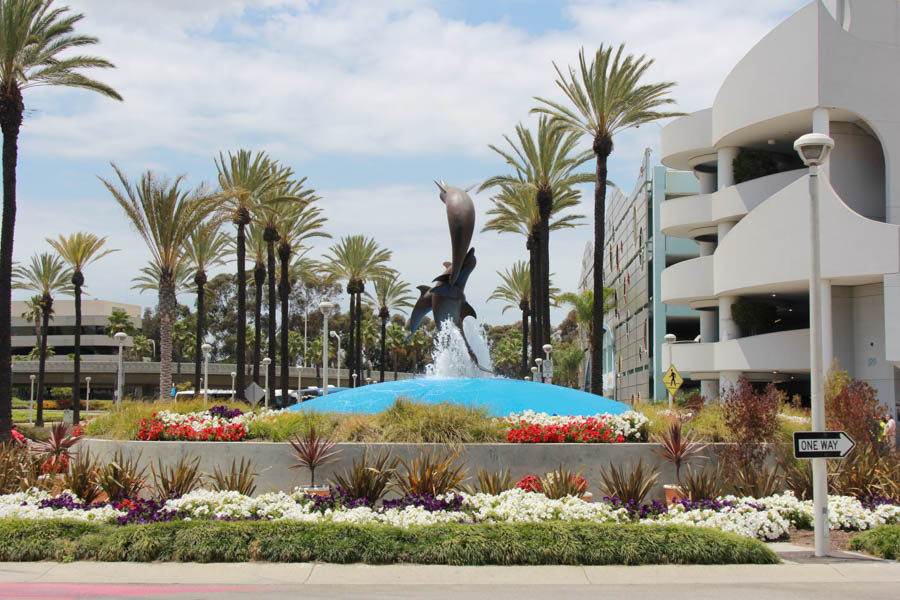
82, 439, 734, 501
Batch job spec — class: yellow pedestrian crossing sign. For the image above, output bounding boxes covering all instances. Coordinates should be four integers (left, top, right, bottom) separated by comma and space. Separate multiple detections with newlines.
663, 365, 683, 397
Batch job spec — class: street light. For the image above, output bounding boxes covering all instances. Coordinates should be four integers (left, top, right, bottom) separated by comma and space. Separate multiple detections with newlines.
331, 331, 343, 388
535, 357, 543, 383
542, 343, 553, 384
262, 357, 272, 408
114, 331, 127, 409
201, 343, 212, 406
352, 373, 357, 388
29, 374, 35, 425
664, 333, 676, 409
230, 372, 236, 401
795, 131, 835, 558
303, 304, 309, 368
85, 376, 91, 413
318, 301, 335, 396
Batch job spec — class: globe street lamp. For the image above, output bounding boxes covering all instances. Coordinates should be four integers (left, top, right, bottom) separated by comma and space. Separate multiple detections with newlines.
331, 331, 343, 388
230, 372, 236, 401
318, 301, 335, 396
794, 131, 835, 558
262, 357, 272, 408
114, 331, 127, 409
531, 366, 538, 382
85, 376, 91, 413
352, 373, 357, 388
535, 358, 543, 383
542, 343, 553, 384
201, 343, 212, 406
29, 374, 35, 425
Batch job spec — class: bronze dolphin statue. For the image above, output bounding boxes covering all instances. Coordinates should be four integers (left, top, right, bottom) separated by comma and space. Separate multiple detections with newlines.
435, 180, 475, 287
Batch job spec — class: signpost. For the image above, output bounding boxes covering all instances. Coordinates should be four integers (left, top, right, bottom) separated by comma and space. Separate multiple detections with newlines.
793, 431, 855, 459
662, 364, 683, 401
245, 382, 265, 407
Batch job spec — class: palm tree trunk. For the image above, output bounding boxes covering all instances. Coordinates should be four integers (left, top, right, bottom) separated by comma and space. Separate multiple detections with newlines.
538, 192, 552, 358
159, 277, 176, 402
279, 251, 290, 404
591, 141, 612, 395
72, 276, 83, 425
0, 90, 23, 440
355, 291, 363, 382
393, 349, 398, 380
521, 305, 529, 377
193, 273, 206, 396
253, 264, 265, 385
266, 240, 277, 406
527, 236, 540, 366
379, 315, 387, 383
36, 296, 50, 427
235, 223, 247, 400
347, 288, 356, 386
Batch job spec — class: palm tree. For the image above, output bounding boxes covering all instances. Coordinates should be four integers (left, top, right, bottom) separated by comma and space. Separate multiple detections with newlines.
365, 276, 413, 382
321, 236, 392, 385
214, 150, 284, 401
480, 116, 591, 357
12, 252, 72, 426
131, 261, 193, 298
47, 232, 117, 425
184, 220, 230, 396
21, 294, 41, 339
245, 223, 267, 385
103, 166, 216, 401
276, 202, 329, 402
488, 261, 531, 377
557, 288, 615, 348
0, 0, 121, 440
532, 44, 682, 394
482, 182, 584, 366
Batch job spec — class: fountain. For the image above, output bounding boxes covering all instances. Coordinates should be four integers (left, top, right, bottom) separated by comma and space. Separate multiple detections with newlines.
292, 182, 631, 417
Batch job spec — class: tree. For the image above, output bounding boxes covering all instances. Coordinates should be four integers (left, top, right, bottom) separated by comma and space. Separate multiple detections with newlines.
0, 0, 121, 440
533, 44, 682, 394
480, 116, 591, 358
47, 232, 117, 425
184, 220, 230, 397
557, 288, 615, 348
20, 294, 42, 341
214, 150, 284, 401
12, 252, 72, 426
488, 261, 532, 377
103, 166, 216, 402
321, 235, 392, 385
245, 223, 266, 384
365, 275, 413, 382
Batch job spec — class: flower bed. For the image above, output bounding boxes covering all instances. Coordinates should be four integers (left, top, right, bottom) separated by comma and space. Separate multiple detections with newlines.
137, 406, 282, 441
502, 410, 648, 443
3, 487, 898, 542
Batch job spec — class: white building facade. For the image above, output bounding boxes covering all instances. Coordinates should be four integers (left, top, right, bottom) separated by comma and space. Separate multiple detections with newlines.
659, 0, 900, 416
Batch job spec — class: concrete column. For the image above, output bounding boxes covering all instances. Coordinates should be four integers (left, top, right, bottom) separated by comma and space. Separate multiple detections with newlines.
821, 279, 833, 374
700, 310, 718, 343
719, 296, 739, 342
696, 171, 717, 194
701, 380, 718, 403
698, 242, 715, 257
719, 370, 741, 399
717, 147, 739, 190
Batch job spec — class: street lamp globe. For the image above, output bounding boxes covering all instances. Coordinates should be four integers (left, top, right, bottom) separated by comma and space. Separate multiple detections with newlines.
793, 133, 834, 167
318, 301, 335, 314
201, 343, 212, 356
262, 357, 271, 366
542, 343, 552, 356
664, 333, 676, 344
114, 331, 127, 344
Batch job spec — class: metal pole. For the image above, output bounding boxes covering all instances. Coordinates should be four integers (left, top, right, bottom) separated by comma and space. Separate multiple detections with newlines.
117, 342, 124, 410
263, 357, 271, 408
322, 312, 329, 396
303, 305, 308, 368
85, 377, 91, 413
668, 344, 674, 409
29, 374, 35, 425
203, 355, 209, 406
231, 372, 236, 401
809, 165, 829, 557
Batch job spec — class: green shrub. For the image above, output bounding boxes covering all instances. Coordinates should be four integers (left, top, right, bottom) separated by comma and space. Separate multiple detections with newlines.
849, 525, 900, 560
378, 398, 507, 443
0, 519, 779, 565
684, 405, 729, 442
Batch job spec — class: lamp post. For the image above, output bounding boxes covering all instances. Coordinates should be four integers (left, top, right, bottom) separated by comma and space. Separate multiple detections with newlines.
331, 331, 343, 388
230, 372, 236, 401
531, 366, 538, 382
303, 304, 308, 368
262, 357, 272, 407
535, 357, 543, 384
352, 373, 357, 388
318, 301, 335, 396
665, 333, 676, 409
201, 343, 212, 406
85, 376, 91, 413
29, 374, 35, 425
795, 131, 835, 558
542, 343, 553, 384
114, 331, 127, 409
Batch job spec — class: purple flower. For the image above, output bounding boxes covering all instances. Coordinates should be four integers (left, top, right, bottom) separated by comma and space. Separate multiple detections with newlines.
208, 405, 243, 420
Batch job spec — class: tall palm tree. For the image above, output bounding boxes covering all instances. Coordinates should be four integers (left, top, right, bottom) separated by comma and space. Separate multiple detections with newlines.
214, 150, 284, 401
488, 261, 531, 377
0, 0, 121, 440
533, 44, 682, 394
557, 288, 616, 349
480, 116, 591, 357
47, 232, 117, 425
184, 220, 230, 395
365, 276, 413, 382
482, 183, 584, 366
131, 261, 194, 298
245, 223, 267, 385
276, 202, 328, 402
12, 252, 71, 426
321, 235, 392, 385
103, 166, 216, 402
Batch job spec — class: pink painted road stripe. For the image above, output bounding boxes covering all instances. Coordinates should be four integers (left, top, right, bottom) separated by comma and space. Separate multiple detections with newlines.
0, 583, 270, 599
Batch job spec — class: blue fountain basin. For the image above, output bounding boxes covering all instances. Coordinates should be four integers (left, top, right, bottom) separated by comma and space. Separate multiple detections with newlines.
289, 377, 632, 417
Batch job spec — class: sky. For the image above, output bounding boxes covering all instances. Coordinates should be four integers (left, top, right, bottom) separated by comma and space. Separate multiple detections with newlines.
11, 0, 816, 327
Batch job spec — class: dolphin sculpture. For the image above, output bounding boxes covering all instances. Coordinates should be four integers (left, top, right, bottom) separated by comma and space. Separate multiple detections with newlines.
435, 180, 475, 287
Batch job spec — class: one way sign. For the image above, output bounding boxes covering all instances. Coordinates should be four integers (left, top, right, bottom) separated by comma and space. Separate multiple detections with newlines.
793, 431, 856, 459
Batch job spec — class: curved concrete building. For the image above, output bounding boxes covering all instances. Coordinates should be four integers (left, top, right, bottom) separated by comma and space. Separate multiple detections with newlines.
659, 0, 900, 414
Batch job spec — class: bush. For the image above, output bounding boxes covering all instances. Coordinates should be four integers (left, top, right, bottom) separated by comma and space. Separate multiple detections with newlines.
721, 378, 780, 472
849, 525, 900, 560
379, 398, 507, 443
0, 519, 779, 565
826, 364, 882, 445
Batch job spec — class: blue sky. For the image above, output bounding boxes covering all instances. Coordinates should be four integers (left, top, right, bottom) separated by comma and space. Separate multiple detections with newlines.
13, 0, 814, 327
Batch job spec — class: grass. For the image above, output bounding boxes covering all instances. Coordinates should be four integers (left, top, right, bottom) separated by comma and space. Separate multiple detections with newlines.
0, 518, 778, 565
12, 410, 64, 424
849, 525, 900, 560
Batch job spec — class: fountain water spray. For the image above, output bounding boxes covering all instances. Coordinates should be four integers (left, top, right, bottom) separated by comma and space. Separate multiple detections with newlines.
425, 319, 494, 379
